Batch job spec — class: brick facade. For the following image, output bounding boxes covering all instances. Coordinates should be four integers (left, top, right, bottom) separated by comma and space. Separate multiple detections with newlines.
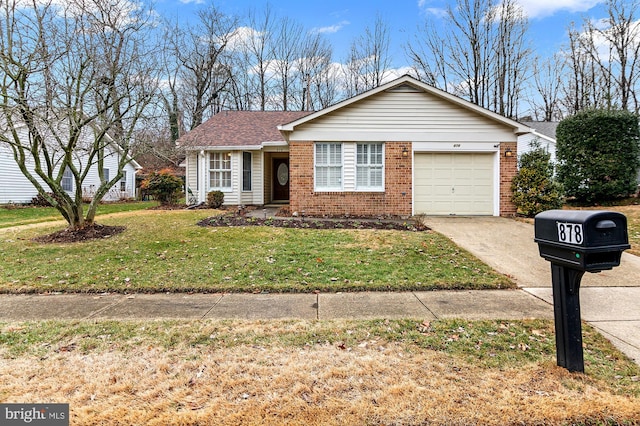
289, 141, 413, 218
499, 142, 517, 217
289, 141, 517, 218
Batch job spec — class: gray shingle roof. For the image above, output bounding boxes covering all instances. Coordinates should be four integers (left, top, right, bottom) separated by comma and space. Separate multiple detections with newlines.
521, 121, 559, 139
176, 111, 313, 149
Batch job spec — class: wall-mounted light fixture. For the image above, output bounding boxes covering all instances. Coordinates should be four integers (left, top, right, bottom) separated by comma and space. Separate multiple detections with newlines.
402, 146, 409, 158
504, 147, 514, 158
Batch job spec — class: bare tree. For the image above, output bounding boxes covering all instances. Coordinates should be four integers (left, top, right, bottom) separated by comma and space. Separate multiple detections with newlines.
560, 24, 610, 115
296, 34, 337, 110
580, 0, 640, 112
406, 0, 532, 119
490, 0, 531, 118
530, 54, 566, 121
0, 0, 158, 230
166, 5, 237, 130
344, 14, 392, 97
271, 16, 303, 111
239, 5, 278, 111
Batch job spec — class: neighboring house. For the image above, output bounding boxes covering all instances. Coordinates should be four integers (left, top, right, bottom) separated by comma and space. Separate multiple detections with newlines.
518, 121, 558, 164
0, 123, 141, 204
178, 75, 532, 217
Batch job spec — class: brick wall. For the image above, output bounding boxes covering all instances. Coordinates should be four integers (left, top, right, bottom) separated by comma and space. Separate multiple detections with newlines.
289, 141, 413, 218
500, 142, 517, 217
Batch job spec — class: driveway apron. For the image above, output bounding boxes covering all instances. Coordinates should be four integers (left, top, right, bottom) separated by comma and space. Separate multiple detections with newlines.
424, 216, 640, 365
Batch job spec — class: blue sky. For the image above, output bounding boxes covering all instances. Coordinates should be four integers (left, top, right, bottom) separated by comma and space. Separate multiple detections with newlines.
154, 0, 610, 69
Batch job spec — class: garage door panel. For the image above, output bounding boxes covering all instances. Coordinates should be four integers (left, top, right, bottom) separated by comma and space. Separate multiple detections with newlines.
414, 153, 494, 215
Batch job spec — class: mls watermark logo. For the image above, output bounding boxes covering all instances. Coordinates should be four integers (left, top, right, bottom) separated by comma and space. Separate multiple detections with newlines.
1, 404, 69, 425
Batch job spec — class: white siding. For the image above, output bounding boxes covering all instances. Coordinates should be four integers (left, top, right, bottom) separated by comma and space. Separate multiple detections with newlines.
288, 89, 517, 143
239, 151, 264, 205
0, 125, 138, 204
188, 149, 265, 206
517, 132, 556, 164
186, 152, 198, 194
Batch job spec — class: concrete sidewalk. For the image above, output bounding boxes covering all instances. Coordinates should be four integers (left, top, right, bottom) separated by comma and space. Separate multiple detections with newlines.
424, 216, 640, 365
0, 290, 552, 321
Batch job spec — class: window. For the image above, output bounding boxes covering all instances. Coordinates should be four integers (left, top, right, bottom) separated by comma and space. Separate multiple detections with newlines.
242, 152, 252, 191
62, 168, 73, 192
209, 152, 232, 190
315, 143, 342, 190
356, 143, 384, 190
120, 171, 127, 192
103, 168, 110, 182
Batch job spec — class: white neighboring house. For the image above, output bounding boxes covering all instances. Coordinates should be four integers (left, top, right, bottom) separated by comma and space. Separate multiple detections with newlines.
517, 121, 558, 164
0, 122, 141, 205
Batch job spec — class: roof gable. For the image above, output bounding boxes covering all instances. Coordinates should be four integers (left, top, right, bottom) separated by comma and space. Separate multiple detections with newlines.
177, 111, 312, 149
279, 75, 531, 139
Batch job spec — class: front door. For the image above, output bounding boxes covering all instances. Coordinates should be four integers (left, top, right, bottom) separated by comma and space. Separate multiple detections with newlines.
272, 158, 290, 201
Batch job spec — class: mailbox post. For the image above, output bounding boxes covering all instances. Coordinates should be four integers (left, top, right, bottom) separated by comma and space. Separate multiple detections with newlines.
534, 210, 630, 373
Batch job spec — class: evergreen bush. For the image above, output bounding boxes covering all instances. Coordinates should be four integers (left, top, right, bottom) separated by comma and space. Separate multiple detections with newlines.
556, 109, 640, 204
511, 140, 564, 217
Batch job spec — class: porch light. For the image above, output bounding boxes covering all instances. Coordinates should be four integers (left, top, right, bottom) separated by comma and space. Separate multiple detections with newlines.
402, 146, 409, 157
504, 147, 514, 158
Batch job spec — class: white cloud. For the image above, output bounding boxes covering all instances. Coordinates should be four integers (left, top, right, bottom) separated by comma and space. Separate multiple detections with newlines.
515, 0, 603, 19
178, 0, 205, 4
311, 20, 350, 35
425, 7, 448, 18
225, 26, 264, 51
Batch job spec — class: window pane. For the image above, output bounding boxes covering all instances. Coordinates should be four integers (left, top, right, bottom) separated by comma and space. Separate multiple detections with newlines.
316, 144, 327, 165
62, 168, 73, 192
209, 152, 232, 190
243, 152, 252, 191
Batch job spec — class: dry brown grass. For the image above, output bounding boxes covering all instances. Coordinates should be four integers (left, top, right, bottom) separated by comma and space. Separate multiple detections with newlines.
1, 321, 639, 425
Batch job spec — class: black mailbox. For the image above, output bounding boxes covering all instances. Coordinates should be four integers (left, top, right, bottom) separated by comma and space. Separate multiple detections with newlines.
534, 210, 630, 272
534, 209, 630, 373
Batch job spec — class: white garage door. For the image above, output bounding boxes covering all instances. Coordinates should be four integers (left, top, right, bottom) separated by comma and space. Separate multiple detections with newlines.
414, 153, 494, 215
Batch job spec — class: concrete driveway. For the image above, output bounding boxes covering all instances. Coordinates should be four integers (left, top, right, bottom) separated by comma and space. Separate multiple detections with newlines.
424, 216, 640, 364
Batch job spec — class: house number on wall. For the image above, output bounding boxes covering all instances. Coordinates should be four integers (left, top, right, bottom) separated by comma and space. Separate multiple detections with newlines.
453, 144, 461, 148
277, 163, 289, 185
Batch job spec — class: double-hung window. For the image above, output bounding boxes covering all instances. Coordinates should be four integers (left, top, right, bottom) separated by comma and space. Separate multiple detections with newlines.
62, 168, 73, 192
315, 143, 342, 190
242, 152, 252, 191
120, 171, 127, 192
209, 152, 232, 190
356, 143, 384, 190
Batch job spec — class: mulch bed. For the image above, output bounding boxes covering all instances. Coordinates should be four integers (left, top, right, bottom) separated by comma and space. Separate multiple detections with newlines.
32, 224, 126, 244
197, 214, 429, 231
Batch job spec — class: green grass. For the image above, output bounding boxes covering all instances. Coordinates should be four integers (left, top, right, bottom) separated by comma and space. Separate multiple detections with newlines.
0, 210, 513, 293
0, 201, 158, 228
1, 318, 638, 396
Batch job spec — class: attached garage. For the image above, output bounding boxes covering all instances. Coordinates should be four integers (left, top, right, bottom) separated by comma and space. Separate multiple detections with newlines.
414, 152, 496, 215
276, 75, 532, 217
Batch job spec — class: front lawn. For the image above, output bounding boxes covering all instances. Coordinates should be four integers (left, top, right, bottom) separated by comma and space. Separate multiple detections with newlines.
0, 201, 157, 229
0, 319, 638, 425
0, 210, 513, 293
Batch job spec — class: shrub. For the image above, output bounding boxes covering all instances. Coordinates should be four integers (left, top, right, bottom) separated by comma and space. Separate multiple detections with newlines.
207, 190, 224, 208
511, 140, 564, 217
556, 109, 640, 204
141, 170, 183, 205
31, 192, 55, 207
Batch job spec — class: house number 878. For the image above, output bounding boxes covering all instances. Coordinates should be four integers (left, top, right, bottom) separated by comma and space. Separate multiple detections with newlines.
557, 222, 583, 245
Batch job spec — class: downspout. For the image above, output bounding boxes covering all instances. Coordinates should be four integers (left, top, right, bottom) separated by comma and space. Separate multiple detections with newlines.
199, 150, 206, 204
